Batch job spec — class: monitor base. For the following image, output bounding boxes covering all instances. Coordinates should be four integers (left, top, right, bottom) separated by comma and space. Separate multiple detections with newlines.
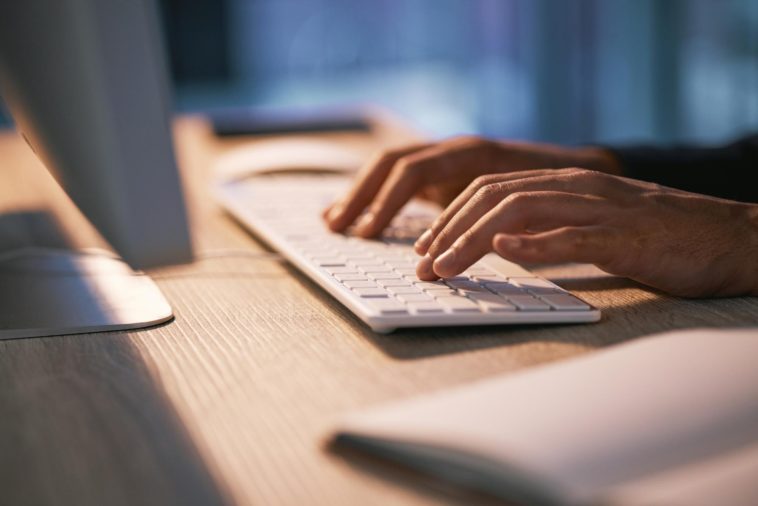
0, 248, 174, 340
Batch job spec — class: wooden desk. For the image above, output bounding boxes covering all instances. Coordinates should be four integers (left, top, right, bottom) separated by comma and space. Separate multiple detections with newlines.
1, 116, 757, 506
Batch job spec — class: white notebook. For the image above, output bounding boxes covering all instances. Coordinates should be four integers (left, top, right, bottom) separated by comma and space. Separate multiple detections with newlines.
333, 328, 758, 505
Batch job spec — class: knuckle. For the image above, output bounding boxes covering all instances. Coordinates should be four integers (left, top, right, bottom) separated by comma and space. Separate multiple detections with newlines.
564, 167, 592, 180
455, 232, 475, 251
571, 230, 587, 249
471, 174, 497, 189
569, 168, 609, 186
434, 226, 453, 246
459, 228, 479, 246
468, 136, 498, 158
473, 183, 503, 206
569, 228, 598, 251
430, 217, 446, 236
372, 148, 401, 165
448, 134, 486, 148
584, 168, 607, 181
428, 230, 453, 255
471, 185, 500, 207
394, 156, 425, 179
501, 190, 531, 208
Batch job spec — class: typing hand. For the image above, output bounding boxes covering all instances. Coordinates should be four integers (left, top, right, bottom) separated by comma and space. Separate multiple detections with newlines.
322, 136, 618, 238
414, 168, 758, 297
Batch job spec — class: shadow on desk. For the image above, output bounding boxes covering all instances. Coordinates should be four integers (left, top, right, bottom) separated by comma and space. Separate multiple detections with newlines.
285, 262, 758, 361
0, 331, 232, 506
0, 210, 73, 251
328, 440, 512, 506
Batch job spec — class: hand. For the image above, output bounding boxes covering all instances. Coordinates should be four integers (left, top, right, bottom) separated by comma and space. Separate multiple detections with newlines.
323, 136, 620, 237
414, 168, 758, 298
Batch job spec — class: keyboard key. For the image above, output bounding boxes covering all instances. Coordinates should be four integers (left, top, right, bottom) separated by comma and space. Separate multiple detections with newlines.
436, 296, 481, 312
314, 258, 347, 267
334, 273, 368, 282
463, 266, 495, 276
307, 248, 338, 255
457, 289, 488, 299
509, 277, 563, 294
445, 278, 487, 292
342, 280, 378, 289
414, 281, 451, 291
442, 276, 468, 283
426, 289, 456, 298
368, 272, 404, 281
383, 257, 415, 264
364, 298, 408, 314
359, 264, 394, 273
353, 287, 390, 298
377, 279, 412, 288
397, 293, 435, 303
387, 286, 424, 295
485, 282, 526, 295
472, 275, 508, 284
505, 295, 551, 311
384, 258, 416, 272
408, 302, 445, 313
324, 266, 358, 274
395, 268, 419, 276
539, 293, 591, 310
349, 258, 382, 266
466, 292, 517, 312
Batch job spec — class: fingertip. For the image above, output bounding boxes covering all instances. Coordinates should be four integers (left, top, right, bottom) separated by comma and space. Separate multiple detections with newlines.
354, 211, 378, 237
323, 202, 349, 232
432, 249, 460, 278
326, 219, 346, 233
413, 229, 433, 255
329, 201, 345, 218
416, 254, 438, 280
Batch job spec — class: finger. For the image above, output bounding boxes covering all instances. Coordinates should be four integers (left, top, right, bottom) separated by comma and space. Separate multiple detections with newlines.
425, 192, 608, 279
353, 139, 491, 237
325, 144, 429, 232
492, 226, 620, 266
415, 167, 575, 255
321, 203, 334, 220
425, 172, 610, 258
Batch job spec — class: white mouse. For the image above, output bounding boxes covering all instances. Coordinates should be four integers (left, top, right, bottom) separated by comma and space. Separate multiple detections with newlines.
213, 137, 368, 182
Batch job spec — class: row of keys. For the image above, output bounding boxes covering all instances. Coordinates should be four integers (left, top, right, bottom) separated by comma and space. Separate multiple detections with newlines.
309, 253, 590, 315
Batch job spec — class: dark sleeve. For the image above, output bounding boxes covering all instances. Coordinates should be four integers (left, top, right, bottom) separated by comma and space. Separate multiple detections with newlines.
606, 134, 758, 203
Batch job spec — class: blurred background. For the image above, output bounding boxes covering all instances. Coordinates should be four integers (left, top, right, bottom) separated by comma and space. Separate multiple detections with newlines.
3, 0, 758, 146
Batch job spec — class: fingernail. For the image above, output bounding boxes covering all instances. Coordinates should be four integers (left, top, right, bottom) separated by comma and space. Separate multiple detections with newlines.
414, 229, 433, 254
433, 248, 457, 275
326, 203, 344, 223
416, 253, 437, 280
355, 211, 375, 234
495, 234, 521, 250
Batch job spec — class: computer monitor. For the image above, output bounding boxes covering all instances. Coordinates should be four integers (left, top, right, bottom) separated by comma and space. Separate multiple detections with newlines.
0, 0, 193, 339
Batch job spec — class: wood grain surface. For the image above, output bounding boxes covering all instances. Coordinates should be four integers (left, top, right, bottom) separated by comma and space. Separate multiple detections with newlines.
1, 115, 757, 506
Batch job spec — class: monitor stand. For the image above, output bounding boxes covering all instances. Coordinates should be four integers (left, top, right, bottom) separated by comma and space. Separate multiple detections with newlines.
0, 248, 174, 340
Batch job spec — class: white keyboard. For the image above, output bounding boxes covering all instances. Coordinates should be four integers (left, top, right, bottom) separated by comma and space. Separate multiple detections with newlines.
216, 174, 600, 332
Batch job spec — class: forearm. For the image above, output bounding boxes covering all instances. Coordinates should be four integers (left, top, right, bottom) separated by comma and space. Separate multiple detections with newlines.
602, 135, 758, 203
747, 205, 758, 296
